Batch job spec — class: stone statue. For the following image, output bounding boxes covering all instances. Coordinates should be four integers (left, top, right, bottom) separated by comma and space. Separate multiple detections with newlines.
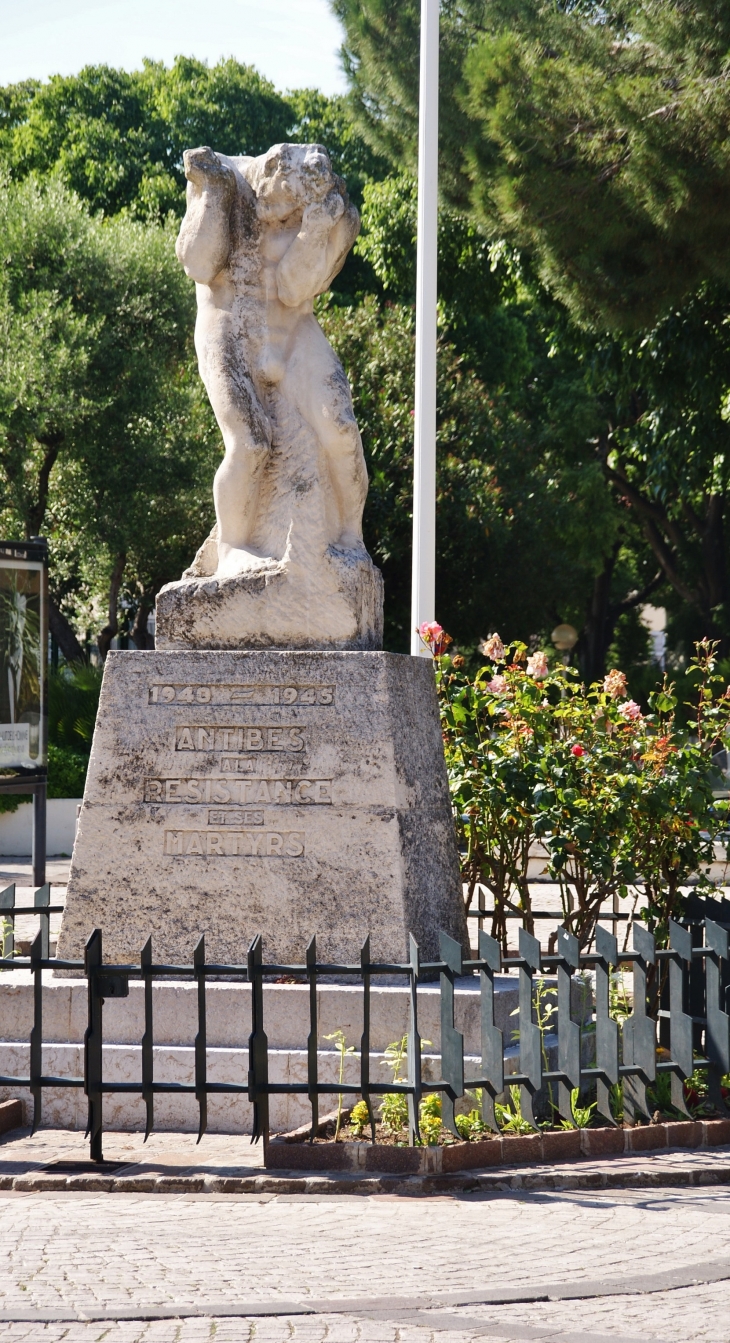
155, 143, 383, 651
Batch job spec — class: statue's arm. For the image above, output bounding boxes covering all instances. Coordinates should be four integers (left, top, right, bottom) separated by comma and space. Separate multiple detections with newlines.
276, 195, 360, 307
176, 147, 236, 285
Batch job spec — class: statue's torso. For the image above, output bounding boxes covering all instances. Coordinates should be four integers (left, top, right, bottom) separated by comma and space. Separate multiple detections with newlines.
195, 163, 314, 390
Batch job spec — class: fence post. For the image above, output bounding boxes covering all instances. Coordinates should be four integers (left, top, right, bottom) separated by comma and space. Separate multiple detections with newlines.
360, 936, 375, 1142
517, 927, 542, 1129
34, 883, 50, 960
407, 934, 422, 1145
556, 928, 581, 1123
141, 937, 154, 1141
84, 929, 104, 1163
306, 936, 318, 1141
247, 934, 269, 1143
29, 929, 43, 1134
32, 781, 46, 890
439, 932, 464, 1138
194, 936, 207, 1143
477, 928, 503, 1133
595, 924, 619, 1125
668, 919, 693, 1117
705, 918, 730, 1117
622, 923, 655, 1123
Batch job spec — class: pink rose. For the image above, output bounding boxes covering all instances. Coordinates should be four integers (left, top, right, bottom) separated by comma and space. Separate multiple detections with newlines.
418, 621, 453, 657
603, 669, 628, 700
486, 675, 508, 694
618, 699, 642, 722
526, 651, 549, 679
479, 633, 505, 662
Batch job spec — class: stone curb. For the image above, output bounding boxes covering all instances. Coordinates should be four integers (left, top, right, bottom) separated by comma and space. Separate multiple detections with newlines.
0, 1100, 22, 1135
3, 1156, 730, 1196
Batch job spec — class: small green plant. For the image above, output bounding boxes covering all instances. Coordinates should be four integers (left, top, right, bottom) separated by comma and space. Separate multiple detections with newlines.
420, 1115, 442, 1145
0, 915, 13, 963
349, 1100, 371, 1137
559, 1087, 596, 1129
419, 1092, 441, 1120
379, 1035, 409, 1134
681, 1066, 714, 1118
609, 970, 632, 1024
323, 1029, 356, 1140
455, 1108, 489, 1141
378, 1036, 434, 1138
495, 1085, 534, 1134
609, 1082, 624, 1123
418, 1091, 443, 1145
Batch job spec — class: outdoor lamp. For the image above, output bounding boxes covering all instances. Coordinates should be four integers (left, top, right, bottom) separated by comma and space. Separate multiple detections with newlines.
551, 623, 579, 664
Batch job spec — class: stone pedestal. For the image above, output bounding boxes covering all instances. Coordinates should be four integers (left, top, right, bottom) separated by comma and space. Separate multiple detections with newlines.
155, 547, 383, 652
57, 650, 467, 967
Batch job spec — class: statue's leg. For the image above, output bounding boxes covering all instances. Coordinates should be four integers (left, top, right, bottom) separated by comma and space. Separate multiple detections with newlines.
196, 317, 273, 575
284, 319, 368, 548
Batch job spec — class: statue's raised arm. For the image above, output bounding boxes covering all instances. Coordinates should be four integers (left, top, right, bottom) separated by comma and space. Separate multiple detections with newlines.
175, 146, 238, 285
276, 189, 360, 307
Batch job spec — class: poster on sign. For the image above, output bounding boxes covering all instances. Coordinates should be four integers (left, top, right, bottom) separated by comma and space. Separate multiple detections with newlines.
0, 552, 46, 771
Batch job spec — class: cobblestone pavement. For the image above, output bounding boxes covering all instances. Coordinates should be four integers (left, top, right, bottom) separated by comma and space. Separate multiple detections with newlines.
0, 1185, 727, 1340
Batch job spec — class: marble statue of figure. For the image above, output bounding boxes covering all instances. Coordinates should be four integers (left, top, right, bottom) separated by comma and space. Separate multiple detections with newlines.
155, 142, 383, 651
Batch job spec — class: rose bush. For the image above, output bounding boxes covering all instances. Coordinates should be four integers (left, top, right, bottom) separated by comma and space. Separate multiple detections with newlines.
421, 625, 730, 953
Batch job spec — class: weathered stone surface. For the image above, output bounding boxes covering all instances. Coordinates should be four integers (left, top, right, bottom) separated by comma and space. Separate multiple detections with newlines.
156, 142, 383, 650
156, 548, 383, 652
57, 648, 467, 968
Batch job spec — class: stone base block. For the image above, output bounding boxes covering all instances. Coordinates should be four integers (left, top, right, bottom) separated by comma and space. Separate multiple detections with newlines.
57, 649, 467, 967
155, 550, 383, 652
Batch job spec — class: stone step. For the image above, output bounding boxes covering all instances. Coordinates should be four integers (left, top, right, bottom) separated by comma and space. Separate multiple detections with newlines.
0, 971, 591, 1052
0, 1043, 496, 1134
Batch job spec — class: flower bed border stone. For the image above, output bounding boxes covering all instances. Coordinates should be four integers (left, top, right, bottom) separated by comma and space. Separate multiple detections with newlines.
0, 1100, 22, 1136
265, 1118, 730, 1174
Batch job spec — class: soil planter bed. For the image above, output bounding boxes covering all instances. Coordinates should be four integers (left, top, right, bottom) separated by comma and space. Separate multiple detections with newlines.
266, 1117, 730, 1174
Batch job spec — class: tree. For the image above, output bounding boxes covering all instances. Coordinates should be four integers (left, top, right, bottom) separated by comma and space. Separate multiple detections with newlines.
334, 0, 730, 331
0, 172, 211, 658
333, 0, 730, 671
321, 286, 623, 653
0, 58, 293, 219
592, 283, 730, 650
349, 172, 653, 662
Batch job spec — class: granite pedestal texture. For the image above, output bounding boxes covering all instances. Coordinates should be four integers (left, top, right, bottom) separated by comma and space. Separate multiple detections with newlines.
56, 649, 467, 968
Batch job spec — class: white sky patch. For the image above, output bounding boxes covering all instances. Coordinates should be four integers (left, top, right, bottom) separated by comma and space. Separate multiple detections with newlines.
0, 0, 346, 94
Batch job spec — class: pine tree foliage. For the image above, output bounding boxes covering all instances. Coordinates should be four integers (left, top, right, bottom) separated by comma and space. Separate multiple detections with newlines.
334, 0, 730, 329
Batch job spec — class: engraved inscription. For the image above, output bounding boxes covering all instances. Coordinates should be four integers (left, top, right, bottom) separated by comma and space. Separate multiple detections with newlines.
175, 726, 305, 752
219, 757, 255, 774
145, 778, 332, 805
221, 755, 262, 773
164, 829, 305, 857
149, 683, 334, 706
208, 809, 264, 826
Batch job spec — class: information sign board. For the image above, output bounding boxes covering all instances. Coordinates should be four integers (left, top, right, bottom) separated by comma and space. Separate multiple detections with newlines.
0, 541, 47, 775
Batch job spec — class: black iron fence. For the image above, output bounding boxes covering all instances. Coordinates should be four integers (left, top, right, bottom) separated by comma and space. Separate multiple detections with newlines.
0, 908, 729, 1163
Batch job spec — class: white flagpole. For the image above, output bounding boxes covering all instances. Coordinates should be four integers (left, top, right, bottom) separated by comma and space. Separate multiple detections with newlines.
410, 0, 440, 657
